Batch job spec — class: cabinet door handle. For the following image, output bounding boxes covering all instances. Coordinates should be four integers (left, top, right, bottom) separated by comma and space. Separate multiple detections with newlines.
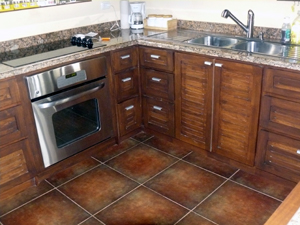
151, 77, 161, 82
215, 63, 223, 67
150, 54, 160, 59
153, 106, 162, 111
204, 61, 212, 66
125, 105, 134, 110
120, 55, 130, 59
297, 150, 300, 154
122, 77, 132, 82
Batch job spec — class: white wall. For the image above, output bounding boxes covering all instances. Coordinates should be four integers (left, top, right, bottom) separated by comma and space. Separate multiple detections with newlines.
0, 0, 298, 42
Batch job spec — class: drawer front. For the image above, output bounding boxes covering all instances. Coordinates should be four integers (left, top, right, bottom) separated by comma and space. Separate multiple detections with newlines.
0, 78, 20, 110
264, 68, 300, 101
141, 68, 174, 101
111, 47, 138, 72
117, 97, 141, 136
115, 68, 139, 103
139, 47, 174, 72
143, 97, 174, 137
260, 96, 300, 139
0, 105, 27, 147
256, 130, 300, 182
0, 140, 32, 186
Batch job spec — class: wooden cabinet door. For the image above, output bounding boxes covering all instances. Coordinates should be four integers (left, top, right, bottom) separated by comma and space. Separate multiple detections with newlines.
175, 53, 213, 150
212, 60, 262, 166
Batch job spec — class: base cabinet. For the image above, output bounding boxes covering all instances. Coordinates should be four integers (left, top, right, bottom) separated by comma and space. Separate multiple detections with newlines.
175, 52, 262, 166
256, 68, 300, 182
0, 78, 36, 198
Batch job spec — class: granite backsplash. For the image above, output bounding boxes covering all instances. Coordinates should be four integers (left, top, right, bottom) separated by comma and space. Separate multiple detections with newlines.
0, 20, 282, 55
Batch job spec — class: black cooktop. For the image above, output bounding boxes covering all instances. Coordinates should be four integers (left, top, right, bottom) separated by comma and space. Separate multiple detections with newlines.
1, 38, 106, 68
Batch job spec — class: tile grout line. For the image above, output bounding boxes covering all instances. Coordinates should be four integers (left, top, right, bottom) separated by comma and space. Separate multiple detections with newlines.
0, 186, 56, 218
228, 179, 284, 202
173, 170, 240, 225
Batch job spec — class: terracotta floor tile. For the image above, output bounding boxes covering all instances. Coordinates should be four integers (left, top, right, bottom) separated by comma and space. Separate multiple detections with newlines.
184, 152, 238, 178
47, 158, 100, 186
131, 131, 153, 142
95, 186, 188, 225
92, 138, 139, 162
80, 217, 104, 225
195, 181, 281, 225
0, 181, 53, 217
144, 136, 192, 158
231, 170, 296, 200
58, 165, 138, 214
106, 143, 177, 183
177, 212, 216, 225
145, 161, 225, 209
0, 190, 89, 225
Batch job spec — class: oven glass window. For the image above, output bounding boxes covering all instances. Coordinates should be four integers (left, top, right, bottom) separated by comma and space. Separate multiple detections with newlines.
52, 99, 100, 148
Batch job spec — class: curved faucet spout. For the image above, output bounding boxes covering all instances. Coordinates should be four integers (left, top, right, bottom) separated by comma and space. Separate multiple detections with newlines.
221, 9, 254, 39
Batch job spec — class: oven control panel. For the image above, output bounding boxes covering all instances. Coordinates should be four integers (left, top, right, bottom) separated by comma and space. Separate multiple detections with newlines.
57, 70, 87, 89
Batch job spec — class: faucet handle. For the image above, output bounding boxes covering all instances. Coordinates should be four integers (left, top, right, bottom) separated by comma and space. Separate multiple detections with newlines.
258, 31, 264, 41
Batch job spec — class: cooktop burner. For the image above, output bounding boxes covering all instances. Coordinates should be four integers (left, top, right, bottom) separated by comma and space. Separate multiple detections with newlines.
1, 38, 106, 68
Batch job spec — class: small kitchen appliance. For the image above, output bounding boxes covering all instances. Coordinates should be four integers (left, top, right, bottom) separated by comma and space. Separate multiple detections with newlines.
128, 1, 145, 29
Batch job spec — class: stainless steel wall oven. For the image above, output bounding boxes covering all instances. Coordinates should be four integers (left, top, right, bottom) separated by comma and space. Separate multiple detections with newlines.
25, 56, 113, 168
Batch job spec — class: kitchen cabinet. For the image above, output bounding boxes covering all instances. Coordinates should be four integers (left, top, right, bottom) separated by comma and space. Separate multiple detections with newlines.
0, 77, 36, 199
175, 52, 262, 166
256, 68, 300, 182
140, 46, 175, 137
111, 46, 142, 139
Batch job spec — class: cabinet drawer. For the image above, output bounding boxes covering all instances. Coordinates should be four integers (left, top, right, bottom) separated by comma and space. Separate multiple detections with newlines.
117, 97, 141, 136
143, 97, 174, 137
0, 78, 20, 110
0, 105, 27, 147
111, 47, 138, 72
260, 96, 300, 139
115, 68, 139, 103
256, 130, 300, 182
264, 68, 300, 101
141, 68, 174, 101
139, 47, 174, 72
0, 140, 33, 186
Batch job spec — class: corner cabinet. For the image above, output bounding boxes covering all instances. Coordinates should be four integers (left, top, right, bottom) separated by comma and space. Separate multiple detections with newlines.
175, 52, 263, 166
0, 77, 36, 199
256, 68, 300, 182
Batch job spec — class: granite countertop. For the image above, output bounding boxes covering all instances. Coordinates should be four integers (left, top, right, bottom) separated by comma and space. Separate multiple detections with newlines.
1, 28, 300, 80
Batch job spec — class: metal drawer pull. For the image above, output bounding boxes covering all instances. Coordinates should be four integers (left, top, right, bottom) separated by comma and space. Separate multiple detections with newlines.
120, 55, 130, 59
297, 150, 300, 154
204, 61, 212, 66
153, 106, 162, 110
152, 77, 161, 82
122, 77, 132, 82
125, 105, 134, 110
215, 63, 223, 67
150, 54, 160, 59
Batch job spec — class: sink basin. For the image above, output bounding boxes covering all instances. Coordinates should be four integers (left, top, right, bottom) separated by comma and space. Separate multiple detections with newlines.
232, 41, 284, 56
185, 35, 242, 47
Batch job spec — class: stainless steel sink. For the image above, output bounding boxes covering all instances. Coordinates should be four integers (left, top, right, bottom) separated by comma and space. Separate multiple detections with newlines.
185, 35, 243, 47
232, 41, 284, 56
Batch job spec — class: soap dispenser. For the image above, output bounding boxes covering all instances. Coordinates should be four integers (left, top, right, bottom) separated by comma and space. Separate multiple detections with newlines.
281, 17, 291, 44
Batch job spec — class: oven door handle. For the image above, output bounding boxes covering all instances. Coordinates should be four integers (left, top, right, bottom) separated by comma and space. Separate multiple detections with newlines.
38, 82, 105, 109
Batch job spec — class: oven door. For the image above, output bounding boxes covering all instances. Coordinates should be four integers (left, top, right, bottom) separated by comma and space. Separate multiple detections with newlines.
31, 78, 113, 168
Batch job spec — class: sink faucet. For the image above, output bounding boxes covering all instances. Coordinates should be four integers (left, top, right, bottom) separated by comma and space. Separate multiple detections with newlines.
221, 9, 254, 39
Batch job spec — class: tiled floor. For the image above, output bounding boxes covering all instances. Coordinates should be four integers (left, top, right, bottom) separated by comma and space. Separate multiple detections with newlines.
0, 132, 296, 225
